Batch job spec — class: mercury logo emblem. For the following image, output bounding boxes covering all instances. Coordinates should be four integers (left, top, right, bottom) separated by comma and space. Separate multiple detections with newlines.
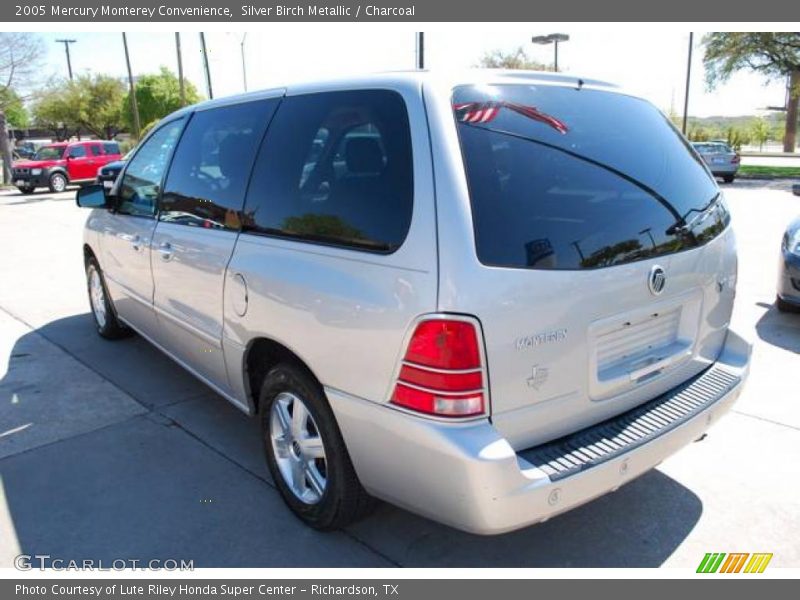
648, 265, 666, 295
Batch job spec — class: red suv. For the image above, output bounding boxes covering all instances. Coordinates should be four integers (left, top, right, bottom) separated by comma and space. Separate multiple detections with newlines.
12, 140, 123, 194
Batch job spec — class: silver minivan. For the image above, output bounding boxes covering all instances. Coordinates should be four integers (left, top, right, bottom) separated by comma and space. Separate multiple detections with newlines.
76, 71, 751, 534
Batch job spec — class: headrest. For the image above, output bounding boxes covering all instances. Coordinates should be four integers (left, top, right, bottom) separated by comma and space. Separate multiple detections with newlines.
345, 137, 384, 175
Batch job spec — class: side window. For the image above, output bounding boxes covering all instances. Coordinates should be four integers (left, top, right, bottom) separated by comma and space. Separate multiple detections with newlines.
160, 99, 278, 230
68, 145, 87, 158
243, 90, 413, 253
117, 119, 184, 218
89, 144, 104, 157
104, 142, 120, 155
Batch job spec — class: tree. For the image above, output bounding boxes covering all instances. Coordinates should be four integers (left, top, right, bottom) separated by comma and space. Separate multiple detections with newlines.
32, 75, 127, 141
477, 47, 549, 71
703, 33, 800, 152
750, 117, 771, 151
31, 84, 77, 141
0, 87, 28, 128
0, 33, 45, 183
123, 67, 201, 134
70, 74, 127, 139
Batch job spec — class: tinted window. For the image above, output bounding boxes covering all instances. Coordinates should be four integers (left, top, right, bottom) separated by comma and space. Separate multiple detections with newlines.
160, 99, 278, 230
104, 142, 120, 155
117, 119, 184, 217
454, 84, 727, 270
89, 144, 104, 157
33, 146, 64, 160
68, 145, 87, 158
243, 90, 413, 253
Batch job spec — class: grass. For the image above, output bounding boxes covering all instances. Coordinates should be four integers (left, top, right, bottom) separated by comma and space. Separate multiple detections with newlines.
738, 165, 800, 179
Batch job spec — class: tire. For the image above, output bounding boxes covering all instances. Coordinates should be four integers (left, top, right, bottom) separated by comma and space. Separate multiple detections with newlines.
260, 363, 372, 530
85, 257, 131, 339
776, 295, 800, 313
48, 171, 68, 193
723, 175, 735, 183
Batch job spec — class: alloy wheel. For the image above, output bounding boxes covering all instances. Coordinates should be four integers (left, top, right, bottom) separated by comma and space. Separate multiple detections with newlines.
269, 391, 328, 504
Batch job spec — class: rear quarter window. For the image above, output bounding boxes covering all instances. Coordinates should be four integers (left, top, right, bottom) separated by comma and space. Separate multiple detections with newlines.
454, 84, 727, 270
242, 89, 413, 253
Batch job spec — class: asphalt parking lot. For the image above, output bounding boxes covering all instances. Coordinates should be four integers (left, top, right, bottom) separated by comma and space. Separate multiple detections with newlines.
0, 179, 798, 568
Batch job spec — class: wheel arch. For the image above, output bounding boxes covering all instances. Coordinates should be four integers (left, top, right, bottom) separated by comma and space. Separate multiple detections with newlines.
243, 336, 324, 415
48, 166, 70, 181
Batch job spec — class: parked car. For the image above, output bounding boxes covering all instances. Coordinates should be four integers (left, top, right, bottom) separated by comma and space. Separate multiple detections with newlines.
12, 140, 122, 194
692, 141, 740, 183
96, 150, 132, 189
777, 216, 800, 312
75, 71, 751, 534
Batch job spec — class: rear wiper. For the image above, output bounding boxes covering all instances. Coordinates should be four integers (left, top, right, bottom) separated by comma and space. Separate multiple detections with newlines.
665, 192, 721, 236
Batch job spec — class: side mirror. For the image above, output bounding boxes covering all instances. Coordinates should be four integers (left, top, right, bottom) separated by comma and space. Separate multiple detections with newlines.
76, 184, 111, 209
793, 184, 800, 197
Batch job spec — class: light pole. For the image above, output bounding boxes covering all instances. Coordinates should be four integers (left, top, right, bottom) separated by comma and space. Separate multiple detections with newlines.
200, 32, 213, 100
532, 33, 569, 72
122, 33, 141, 139
415, 32, 425, 70
55, 39, 76, 80
240, 33, 248, 92
175, 33, 186, 107
682, 32, 694, 135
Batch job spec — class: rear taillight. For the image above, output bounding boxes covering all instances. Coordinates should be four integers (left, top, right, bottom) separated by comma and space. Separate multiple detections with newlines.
391, 318, 486, 417
732, 154, 741, 164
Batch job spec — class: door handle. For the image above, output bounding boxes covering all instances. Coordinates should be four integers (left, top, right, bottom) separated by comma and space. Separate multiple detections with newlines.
158, 242, 173, 261
131, 235, 142, 252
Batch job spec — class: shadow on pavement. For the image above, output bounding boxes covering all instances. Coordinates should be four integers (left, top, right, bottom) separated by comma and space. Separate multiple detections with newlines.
755, 301, 800, 353
1, 313, 704, 567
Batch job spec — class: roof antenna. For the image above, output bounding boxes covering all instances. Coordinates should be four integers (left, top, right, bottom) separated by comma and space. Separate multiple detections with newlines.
577, 78, 584, 89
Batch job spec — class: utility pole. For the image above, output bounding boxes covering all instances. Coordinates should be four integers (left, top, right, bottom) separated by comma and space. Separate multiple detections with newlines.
122, 33, 141, 139
175, 33, 186, 107
415, 32, 425, 69
682, 32, 694, 135
240, 33, 248, 92
200, 32, 213, 99
55, 39, 76, 80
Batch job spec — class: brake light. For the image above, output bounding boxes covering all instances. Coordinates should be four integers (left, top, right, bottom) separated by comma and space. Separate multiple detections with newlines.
732, 154, 741, 164
391, 319, 486, 417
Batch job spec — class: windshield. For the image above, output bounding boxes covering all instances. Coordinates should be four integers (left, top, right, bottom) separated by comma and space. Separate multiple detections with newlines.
453, 84, 728, 270
33, 146, 65, 161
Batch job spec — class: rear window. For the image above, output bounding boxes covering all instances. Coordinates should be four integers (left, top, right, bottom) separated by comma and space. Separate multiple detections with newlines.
454, 84, 728, 270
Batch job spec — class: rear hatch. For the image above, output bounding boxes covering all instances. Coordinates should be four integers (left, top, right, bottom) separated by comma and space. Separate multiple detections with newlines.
447, 82, 737, 450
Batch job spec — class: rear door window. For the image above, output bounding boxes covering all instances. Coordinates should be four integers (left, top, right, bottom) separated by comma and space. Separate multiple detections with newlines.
160, 99, 278, 230
242, 89, 413, 253
454, 84, 727, 270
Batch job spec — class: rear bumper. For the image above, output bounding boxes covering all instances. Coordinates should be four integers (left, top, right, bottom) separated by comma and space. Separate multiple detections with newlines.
329, 327, 751, 535
709, 164, 739, 176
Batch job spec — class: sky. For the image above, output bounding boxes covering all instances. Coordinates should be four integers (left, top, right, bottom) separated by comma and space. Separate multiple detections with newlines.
31, 28, 789, 118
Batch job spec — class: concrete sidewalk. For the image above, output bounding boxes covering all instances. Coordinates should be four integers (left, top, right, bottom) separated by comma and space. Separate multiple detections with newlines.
0, 183, 798, 568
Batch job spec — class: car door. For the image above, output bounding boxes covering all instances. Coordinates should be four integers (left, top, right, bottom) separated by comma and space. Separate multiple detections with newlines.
66, 144, 93, 180
150, 96, 280, 392
86, 143, 106, 178
98, 118, 186, 337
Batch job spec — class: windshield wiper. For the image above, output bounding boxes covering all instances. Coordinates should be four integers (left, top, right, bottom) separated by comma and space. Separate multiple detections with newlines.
665, 192, 721, 236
